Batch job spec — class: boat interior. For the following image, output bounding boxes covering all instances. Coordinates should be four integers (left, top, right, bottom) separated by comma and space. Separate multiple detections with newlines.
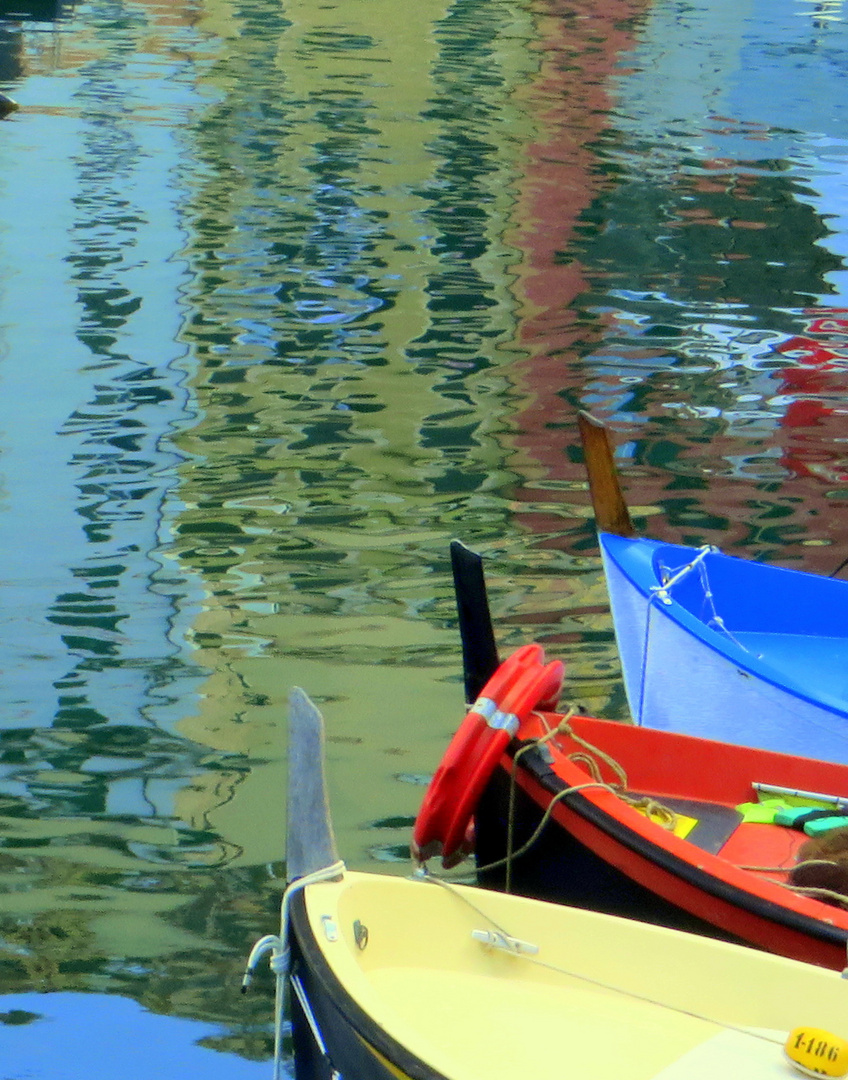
522, 711, 848, 887
301, 871, 848, 1080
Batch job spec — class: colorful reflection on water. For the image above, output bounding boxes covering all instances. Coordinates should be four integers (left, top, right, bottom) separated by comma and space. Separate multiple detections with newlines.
0, 0, 847, 1070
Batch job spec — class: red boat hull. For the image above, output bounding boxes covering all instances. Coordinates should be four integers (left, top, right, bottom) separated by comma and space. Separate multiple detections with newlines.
474, 715, 848, 970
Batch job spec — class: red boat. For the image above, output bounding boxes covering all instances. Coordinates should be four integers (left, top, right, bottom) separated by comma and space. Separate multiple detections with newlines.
413, 627, 848, 971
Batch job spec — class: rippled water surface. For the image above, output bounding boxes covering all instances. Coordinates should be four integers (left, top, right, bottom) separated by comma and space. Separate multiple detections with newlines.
1, 0, 848, 1071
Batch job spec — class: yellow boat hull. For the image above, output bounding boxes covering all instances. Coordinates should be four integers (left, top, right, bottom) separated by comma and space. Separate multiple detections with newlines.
288, 870, 848, 1080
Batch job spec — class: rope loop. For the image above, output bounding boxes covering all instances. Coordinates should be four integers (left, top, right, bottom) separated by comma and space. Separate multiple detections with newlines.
499, 709, 681, 887
242, 859, 346, 1080
636, 545, 755, 723
422, 708, 682, 886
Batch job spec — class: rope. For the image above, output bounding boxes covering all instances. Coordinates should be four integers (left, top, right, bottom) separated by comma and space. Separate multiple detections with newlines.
635, 602, 654, 726
735, 864, 792, 874
622, 795, 679, 831
559, 718, 628, 787
734, 858, 848, 909
794, 859, 848, 875
418, 720, 628, 885
568, 751, 604, 782
242, 859, 346, 1080
651, 546, 714, 605
498, 780, 621, 885
504, 713, 581, 890
498, 713, 681, 889
504, 715, 572, 891
557, 721, 681, 832
414, 709, 681, 887
416, 870, 786, 1052
697, 559, 753, 653
634, 547, 714, 725
779, 883, 848, 907
548, 732, 848, 907
635, 545, 754, 724
781, 859, 848, 909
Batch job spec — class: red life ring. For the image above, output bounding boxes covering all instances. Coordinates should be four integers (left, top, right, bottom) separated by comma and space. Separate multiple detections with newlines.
412, 644, 564, 868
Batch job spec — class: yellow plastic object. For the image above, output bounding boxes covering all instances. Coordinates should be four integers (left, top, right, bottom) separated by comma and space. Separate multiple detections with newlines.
667, 813, 697, 839
785, 1027, 848, 1078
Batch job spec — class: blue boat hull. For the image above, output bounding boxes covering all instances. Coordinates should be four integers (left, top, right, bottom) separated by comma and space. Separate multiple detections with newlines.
601, 533, 848, 762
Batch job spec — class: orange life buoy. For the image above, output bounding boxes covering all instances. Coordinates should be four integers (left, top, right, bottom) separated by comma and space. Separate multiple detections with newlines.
412, 644, 564, 868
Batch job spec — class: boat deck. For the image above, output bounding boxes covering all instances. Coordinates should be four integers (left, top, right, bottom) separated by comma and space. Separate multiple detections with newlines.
308, 873, 830, 1080
369, 966, 741, 1080
632, 791, 805, 884
719, 822, 804, 881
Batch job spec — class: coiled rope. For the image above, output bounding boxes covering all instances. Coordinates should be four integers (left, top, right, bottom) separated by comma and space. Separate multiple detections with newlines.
425, 708, 682, 891
534, 712, 681, 829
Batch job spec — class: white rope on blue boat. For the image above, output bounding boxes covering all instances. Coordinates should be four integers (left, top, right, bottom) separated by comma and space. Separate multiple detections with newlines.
242, 858, 346, 1080
634, 546, 714, 724
636, 544, 754, 724
649, 544, 715, 607
696, 556, 753, 653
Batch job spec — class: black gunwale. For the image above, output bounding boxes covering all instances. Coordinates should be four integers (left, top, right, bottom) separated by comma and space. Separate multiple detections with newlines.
289, 885, 452, 1080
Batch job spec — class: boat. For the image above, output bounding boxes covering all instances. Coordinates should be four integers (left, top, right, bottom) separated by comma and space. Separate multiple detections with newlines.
412, 632, 848, 971
578, 411, 848, 763
248, 686, 848, 1080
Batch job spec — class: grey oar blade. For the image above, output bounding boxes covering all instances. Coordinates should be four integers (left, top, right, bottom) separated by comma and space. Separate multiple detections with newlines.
286, 687, 339, 883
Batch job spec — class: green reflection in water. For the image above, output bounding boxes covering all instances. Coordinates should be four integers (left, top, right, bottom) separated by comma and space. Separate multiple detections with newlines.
0, 0, 623, 1068
17, 0, 848, 1065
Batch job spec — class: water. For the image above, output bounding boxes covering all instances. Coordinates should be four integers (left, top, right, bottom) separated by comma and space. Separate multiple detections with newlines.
1, 0, 848, 1073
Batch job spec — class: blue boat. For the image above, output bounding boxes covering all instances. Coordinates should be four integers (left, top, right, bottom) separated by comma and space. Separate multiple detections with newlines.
579, 412, 848, 763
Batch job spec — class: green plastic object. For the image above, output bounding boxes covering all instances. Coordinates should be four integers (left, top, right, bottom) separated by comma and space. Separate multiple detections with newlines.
735, 798, 787, 824
803, 815, 848, 837
774, 806, 842, 829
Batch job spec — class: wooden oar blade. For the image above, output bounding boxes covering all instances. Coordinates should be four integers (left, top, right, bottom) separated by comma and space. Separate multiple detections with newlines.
286, 687, 339, 883
450, 539, 499, 704
577, 411, 636, 537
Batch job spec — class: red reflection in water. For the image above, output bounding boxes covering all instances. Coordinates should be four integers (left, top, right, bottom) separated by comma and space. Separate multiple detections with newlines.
500, 0, 848, 575
502, 0, 651, 546
775, 311, 848, 487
